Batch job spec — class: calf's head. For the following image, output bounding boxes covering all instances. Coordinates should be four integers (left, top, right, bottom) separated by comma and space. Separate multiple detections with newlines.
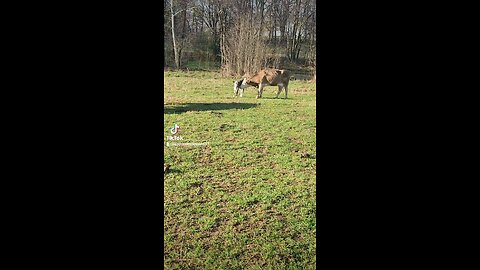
232, 78, 259, 97
233, 79, 243, 96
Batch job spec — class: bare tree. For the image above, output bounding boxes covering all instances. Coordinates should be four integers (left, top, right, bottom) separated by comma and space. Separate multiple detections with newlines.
222, 14, 268, 76
164, 0, 316, 75
284, 0, 314, 61
168, 0, 195, 69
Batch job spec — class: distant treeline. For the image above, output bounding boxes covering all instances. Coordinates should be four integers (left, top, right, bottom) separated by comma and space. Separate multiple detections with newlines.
164, 0, 316, 76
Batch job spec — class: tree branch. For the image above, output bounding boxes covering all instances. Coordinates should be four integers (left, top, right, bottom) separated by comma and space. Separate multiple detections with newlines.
172, 7, 195, 17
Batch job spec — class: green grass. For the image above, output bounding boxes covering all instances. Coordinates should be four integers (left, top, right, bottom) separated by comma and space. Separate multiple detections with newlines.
164, 70, 316, 269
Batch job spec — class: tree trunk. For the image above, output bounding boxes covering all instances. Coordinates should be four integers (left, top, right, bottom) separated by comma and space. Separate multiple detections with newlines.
170, 0, 180, 69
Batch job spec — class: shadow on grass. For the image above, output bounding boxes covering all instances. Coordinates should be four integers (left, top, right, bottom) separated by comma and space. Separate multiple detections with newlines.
164, 103, 259, 114
164, 168, 181, 174
260, 97, 289, 100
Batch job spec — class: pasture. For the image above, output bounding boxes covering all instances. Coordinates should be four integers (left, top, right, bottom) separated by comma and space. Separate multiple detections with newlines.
164, 70, 316, 269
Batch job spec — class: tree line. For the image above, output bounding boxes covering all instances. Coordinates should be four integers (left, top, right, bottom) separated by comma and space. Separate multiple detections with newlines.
164, 0, 316, 76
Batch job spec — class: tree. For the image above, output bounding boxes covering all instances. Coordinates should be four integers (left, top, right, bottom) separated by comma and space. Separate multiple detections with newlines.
164, 0, 316, 74
169, 0, 195, 69
221, 0, 269, 76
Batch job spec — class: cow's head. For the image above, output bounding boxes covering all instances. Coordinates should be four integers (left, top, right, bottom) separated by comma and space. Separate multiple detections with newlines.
244, 78, 259, 88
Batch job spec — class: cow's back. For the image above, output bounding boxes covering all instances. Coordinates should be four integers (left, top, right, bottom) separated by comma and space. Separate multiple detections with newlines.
267, 69, 290, 86
246, 68, 290, 86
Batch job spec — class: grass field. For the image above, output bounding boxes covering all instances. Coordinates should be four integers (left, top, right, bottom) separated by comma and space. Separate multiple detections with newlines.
164, 70, 316, 269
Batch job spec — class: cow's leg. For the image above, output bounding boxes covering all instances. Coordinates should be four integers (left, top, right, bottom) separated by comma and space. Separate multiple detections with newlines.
276, 85, 283, 98
284, 84, 288, 99
256, 85, 263, 99
240, 88, 244, 97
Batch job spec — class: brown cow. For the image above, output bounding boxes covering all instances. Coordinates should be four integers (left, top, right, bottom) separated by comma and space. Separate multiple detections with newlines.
233, 68, 290, 99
